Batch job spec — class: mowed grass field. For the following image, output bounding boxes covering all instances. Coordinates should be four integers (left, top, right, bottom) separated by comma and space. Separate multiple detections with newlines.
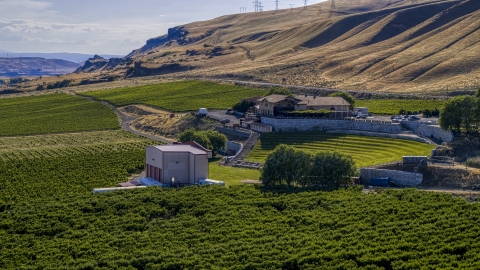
245, 132, 436, 168
356, 99, 446, 115
209, 158, 260, 186
81, 81, 265, 112
0, 94, 119, 136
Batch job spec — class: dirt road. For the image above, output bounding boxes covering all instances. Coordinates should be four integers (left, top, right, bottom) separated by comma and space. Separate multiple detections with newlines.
79, 95, 173, 144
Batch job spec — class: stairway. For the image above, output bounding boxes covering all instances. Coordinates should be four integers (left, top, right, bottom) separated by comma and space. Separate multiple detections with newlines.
229, 131, 260, 164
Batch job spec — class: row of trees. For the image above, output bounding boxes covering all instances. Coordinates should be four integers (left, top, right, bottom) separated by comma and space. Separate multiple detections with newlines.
178, 128, 227, 155
261, 144, 357, 188
439, 94, 480, 132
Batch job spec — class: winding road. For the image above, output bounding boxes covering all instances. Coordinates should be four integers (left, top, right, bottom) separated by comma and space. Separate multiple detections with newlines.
79, 95, 174, 144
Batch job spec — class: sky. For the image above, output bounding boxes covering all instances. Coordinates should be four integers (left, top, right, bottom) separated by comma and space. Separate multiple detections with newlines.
0, 0, 324, 56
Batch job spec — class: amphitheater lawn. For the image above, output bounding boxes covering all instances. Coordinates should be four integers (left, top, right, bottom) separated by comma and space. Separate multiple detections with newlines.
0, 94, 119, 136
80, 81, 265, 112
209, 159, 260, 186
356, 99, 445, 115
245, 132, 436, 168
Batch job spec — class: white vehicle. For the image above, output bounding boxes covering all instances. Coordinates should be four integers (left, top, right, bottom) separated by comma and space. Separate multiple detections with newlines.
198, 108, 208, 116
199, 179, 226, 186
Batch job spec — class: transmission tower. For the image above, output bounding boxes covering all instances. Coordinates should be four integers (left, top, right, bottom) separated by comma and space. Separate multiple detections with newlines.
253, 0, 260, 12
259, 2, 264, 12
331, 0, 336, 10
275, 0, 280, 11
240, 7, 247, 13
304, 0, 308, 9
289, 4, 294, 11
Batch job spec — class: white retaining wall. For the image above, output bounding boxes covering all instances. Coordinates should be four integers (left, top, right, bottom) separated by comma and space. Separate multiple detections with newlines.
261, 117, 403, 134
416, 125, 454, 142
360, 168, 423, 186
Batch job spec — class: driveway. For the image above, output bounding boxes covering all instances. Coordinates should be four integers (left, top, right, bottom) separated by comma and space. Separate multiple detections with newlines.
207, 110, 242, 125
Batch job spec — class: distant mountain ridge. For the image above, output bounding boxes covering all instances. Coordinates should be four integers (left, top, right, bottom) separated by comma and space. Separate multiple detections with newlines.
0, 57, 80, 77
0, 52, 122, 63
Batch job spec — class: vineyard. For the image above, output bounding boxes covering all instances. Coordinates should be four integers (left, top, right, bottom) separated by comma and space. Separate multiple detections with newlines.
246, 132, 435, 168
0, 94, 119, 136
0, 131, 157, 201
356, 99, 446, 115
1, 186, 480, 269
80, 81, 265, 112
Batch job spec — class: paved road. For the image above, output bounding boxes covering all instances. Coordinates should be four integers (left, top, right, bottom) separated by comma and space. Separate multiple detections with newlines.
208, 79, 450, 99
78, 95, 174, 144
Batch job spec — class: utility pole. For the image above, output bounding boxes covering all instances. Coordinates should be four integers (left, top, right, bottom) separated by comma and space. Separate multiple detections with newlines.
275, 0, 280, 11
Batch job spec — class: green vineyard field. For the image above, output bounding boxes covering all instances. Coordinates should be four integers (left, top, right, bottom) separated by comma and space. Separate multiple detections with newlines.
0, 131, 157, 201
0, 94, 119, 136
356, 99, 446, 115
81, 81, 265, 112
1, 186, 480, 269
245, 132, 435, 168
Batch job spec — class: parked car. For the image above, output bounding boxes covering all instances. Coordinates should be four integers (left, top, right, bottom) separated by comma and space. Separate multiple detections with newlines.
409, 115, 420, 121
221, 118, 231, 124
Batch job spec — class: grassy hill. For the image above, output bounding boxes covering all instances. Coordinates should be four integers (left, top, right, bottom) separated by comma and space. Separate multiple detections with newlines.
66, 0, 479, 95
246, 132, 436, 168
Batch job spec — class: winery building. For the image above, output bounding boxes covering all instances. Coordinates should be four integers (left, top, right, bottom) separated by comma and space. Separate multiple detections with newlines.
145, 142, 212, 185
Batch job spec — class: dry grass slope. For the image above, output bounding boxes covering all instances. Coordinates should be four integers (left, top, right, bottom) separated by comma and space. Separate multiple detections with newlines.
120, 0, 480, 94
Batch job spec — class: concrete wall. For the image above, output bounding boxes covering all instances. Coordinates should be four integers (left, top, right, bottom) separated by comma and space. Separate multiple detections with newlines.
194, 155, 209, 183
163, 152, 189, 184
402, 122, 453, 142
261, 117, 403, 134
360, 168, 423, 186
416, 125, 454, 142
146, 146, 163, 169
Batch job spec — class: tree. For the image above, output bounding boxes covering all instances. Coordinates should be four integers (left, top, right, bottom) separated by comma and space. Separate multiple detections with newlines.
475, 86, 480, 98
260, 144, 310, 187
178, 128, 196, 143
328, 92, 356, 110
232, 100, 255, 113
190, 132, 213, 152
439, 95, 479, 132
204, 130, 227, 155
267, 87, 293, 97
307, 151, 356, 188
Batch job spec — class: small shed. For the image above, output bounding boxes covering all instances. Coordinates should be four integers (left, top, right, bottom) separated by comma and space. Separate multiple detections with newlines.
145, 141, 212, 186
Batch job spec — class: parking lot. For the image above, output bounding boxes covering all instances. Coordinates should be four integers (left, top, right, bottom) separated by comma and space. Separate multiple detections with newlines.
207, 110, 242, 125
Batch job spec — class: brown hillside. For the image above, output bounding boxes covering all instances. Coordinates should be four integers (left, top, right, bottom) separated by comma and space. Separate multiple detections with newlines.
69, 0, 480, 94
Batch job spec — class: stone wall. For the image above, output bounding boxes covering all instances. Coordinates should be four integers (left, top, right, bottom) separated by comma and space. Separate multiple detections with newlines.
416, 125, 454, 142
261, 117, 403, 134
360, 168, 423, 186
403, 156, 428, 164
214, 127, 251, 138
226, 141, 242, 155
